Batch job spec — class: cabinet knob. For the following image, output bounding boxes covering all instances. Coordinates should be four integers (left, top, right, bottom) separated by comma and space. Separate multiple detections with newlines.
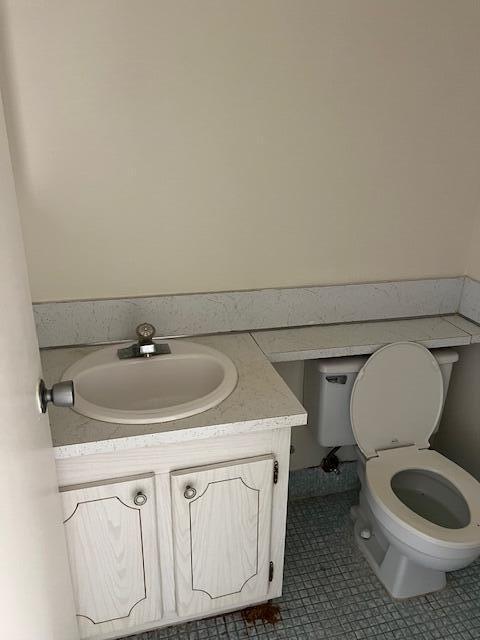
133, 492, 147, 506
184, 485, 197, 500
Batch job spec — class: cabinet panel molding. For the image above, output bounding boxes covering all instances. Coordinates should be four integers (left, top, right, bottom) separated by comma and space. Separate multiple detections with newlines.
57, 430, 291, 640
61, 474, 162, 639
63, 496, 146, 624
190, 476, 259, 598
171, 455, 274, 617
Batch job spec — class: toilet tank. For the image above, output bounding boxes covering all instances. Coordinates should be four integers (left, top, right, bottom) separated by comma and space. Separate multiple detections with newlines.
303, 348, 458, 447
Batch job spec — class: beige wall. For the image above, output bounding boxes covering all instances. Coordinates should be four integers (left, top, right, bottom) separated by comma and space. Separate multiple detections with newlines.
1, 1, 480, 302
434, 345, 480, 480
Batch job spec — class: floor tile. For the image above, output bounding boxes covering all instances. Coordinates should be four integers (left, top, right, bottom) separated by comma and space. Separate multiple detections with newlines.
122, 491, 480, 640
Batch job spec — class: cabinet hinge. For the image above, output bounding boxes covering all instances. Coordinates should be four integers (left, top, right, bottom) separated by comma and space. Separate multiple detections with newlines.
273, 460, 279, 484
269, 561, 274, 582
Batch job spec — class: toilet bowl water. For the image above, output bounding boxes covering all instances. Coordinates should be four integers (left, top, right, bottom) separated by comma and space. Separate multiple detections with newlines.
391, 468, 470, 530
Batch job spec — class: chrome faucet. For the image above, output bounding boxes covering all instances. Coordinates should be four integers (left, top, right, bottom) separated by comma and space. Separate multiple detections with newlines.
117, 322, 171, 359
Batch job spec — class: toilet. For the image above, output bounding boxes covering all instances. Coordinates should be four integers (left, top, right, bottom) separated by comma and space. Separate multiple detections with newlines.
304, 342, 480, 598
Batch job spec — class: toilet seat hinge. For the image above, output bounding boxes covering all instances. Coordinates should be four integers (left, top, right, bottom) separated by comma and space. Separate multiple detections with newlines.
375, 442, 416, 454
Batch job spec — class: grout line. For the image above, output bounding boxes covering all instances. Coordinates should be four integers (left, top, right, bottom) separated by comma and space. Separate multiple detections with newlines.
458, 274, 467, 313
443, 317, 474, 343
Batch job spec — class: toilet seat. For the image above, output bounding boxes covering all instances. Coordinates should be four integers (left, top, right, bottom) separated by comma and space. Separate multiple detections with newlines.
350, 342, 444, 459
366, 446, 480, 548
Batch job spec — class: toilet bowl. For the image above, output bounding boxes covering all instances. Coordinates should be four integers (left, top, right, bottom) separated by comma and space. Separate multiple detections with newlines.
349, 342, 480, 598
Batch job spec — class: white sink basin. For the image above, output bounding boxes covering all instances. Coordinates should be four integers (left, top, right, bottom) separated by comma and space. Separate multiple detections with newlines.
62, 340, 238, 424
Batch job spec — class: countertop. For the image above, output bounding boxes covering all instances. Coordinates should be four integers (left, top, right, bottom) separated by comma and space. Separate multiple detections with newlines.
252, 314, 480, 362
42, 333, 307, 459
43, 313, 480, 459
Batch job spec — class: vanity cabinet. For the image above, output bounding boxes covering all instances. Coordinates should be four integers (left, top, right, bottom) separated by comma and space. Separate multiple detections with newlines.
57, 428, 291, 640
60, 474, 162, 640
170, 455, 274, 618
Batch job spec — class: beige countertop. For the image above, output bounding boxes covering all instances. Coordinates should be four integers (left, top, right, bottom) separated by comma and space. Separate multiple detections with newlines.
42, 333, 307, 459
43, 313, 480, 459
252, 314, 480, 362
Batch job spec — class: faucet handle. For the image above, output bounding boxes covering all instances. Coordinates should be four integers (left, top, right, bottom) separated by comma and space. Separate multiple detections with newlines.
136, 323, 156, 341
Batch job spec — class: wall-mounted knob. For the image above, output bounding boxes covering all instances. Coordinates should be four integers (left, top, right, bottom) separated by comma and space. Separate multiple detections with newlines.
184, 485, 196, 500
133, 492, 147, 506
38, 379, 75, 413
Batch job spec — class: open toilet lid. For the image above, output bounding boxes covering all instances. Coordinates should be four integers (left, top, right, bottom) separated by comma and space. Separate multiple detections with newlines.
350, 342, 444, 459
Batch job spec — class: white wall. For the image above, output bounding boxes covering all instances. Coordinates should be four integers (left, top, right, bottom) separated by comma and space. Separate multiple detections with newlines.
434, 345, 480, 480
1, 0, 480, 302
282, 343, 480, 474
273, 362, 321, 470
0, 90, 78, 639
274, 361, 356, 470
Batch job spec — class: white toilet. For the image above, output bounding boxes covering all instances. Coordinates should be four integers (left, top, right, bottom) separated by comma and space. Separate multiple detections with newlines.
304, 341, 480, 598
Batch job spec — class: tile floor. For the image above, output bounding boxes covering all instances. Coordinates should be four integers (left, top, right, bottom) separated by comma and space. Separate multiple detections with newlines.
123, 490, 480, 640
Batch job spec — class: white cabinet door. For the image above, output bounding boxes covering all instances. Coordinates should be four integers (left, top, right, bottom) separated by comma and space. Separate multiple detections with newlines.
61, 474, 162, 639
171, 455, 274, 617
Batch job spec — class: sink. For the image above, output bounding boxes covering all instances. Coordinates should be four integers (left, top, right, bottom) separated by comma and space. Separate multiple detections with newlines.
62, 340, 238, 424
